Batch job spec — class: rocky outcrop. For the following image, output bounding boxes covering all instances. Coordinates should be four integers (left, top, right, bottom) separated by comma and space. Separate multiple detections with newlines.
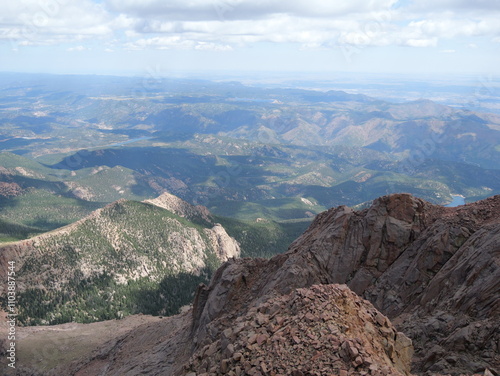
189, 193, 499, 375
204, 224, 241, 262
144, 191, 213, 224
286, 194, 500, 375
146, 192, 240, 262
0, 181, 23, 197
186, 284, 413, 376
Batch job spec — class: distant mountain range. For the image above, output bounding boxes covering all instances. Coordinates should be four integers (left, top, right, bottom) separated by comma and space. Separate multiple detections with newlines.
1, 75, 499, 243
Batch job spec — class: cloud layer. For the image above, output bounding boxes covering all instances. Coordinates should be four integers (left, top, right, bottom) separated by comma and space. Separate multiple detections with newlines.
1, 0, 499, 53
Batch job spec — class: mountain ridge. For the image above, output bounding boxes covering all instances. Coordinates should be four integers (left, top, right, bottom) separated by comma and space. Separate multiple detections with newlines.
144, 191, 213, 225
6, 193, 498, 375
0, 193, 240, 325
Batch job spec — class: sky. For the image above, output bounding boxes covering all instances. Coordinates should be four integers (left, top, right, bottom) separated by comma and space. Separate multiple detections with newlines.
0, 0, 499, 77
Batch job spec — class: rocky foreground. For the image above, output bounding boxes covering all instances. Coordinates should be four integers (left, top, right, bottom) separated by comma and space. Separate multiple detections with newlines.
6, 193, 500, 375
185, 283, 413, 375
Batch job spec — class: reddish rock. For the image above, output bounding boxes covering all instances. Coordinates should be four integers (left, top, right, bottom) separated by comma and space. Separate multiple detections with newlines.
256, 334, 268, 346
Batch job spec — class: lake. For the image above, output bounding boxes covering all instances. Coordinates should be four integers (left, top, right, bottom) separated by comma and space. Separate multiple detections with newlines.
445, 195, 466, 207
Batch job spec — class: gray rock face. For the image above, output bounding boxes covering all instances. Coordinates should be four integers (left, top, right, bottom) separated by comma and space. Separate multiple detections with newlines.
204, 224, 241, 262
144, 191, 213, 224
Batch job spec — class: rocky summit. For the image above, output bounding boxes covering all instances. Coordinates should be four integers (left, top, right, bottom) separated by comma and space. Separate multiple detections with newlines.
186, 284, 413, 376
5, 193, 500, 376
188, 193, 499, 375
287, 193, 500, 375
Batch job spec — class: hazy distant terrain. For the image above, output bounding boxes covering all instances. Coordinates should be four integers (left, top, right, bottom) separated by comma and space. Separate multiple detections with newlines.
0, 73, 499, 243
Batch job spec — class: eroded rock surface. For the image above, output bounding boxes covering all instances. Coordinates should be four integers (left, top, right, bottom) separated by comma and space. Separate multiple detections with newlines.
144, 191, 213, 224
293, 194, 500, 375
191, 193, 500, 375
187, 284, 413, 376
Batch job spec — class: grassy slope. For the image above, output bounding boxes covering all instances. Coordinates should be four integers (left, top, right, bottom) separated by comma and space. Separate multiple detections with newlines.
209, 197, 326, 222
215, 215, 311, 258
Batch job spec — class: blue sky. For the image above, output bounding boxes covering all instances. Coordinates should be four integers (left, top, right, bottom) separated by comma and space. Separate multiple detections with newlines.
0, 0, 499, 76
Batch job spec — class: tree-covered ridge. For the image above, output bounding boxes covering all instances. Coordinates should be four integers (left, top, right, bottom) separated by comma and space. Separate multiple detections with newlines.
0, 199, 238, 325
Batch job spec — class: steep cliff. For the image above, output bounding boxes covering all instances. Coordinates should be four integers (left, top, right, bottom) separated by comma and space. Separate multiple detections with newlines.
188, 193, 499, 375
287, 194, 500, 374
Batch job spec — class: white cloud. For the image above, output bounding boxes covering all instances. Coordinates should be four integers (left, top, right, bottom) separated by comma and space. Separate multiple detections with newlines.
102, 0, 500, 52
404, 38, 438, 47
0, 0, 114, 46
407, 0, 500, 13
125, 36, 233, 51
440, 49, 456, 53
1, 0, 500, 54
105, 0, 399, 21
404, 18, 497, 39
118, 13, 398, 51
